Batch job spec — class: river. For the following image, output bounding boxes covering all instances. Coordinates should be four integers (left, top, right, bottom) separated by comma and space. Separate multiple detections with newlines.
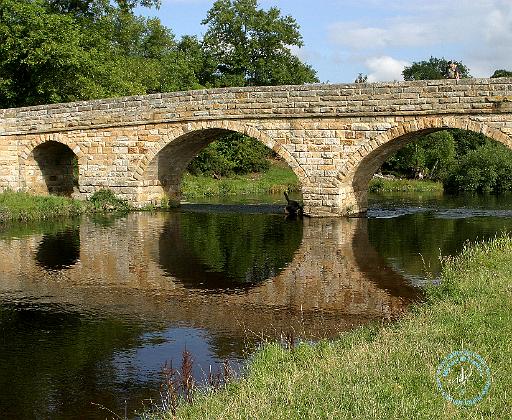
1, 191, 511, 419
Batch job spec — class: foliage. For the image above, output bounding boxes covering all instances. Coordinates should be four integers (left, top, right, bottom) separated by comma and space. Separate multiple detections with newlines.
402, 56, 470, 80
491, 69, 512, 78
382, 130, 456, 181
201, 0, 318, 87
381, 127, 512, 193
45, 0, 160, 15
0, 0, 88, 107
444, 142, 512, 193
0, 0, 200, 108
88, 189, 131, 211
188, 134, 272, 176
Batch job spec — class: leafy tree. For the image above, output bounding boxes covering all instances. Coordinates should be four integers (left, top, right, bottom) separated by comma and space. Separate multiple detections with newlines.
188, 134, 271, 176
201, 0, 318, 87
491, 69, 512, 78
402, 56, 470, 81
444, 142, 512, 193
382, 131, 456, 181
187, 0, 318, 177
0, 0, 200, 107
44, 0, 160, 15
0, 0, 92, 107
176, 35, 219, 88
450, 129, 488, 156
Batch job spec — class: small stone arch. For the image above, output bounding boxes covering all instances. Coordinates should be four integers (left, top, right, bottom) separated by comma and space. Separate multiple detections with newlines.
133, 121, 309, 205
20, 134, 85, 162
20, 135, 85, 196
338, 116, 512, 187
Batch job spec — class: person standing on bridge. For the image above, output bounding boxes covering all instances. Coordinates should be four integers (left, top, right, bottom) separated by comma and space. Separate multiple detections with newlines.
447, 61, 460, 80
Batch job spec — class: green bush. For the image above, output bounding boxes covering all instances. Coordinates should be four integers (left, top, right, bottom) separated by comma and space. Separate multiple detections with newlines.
187, 133, 272, 176
89, 189, 131, 212
444, 143, 512, 193
382, 130, 456, 181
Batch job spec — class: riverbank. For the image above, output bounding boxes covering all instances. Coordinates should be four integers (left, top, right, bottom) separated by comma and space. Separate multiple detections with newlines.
369, 177, 443, 193
181, 162, 300, 199
155, 235, 512, 419
0, 189, 129, 223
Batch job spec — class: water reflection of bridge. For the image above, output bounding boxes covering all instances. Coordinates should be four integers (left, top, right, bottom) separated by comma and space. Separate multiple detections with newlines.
0, 213, 420, 344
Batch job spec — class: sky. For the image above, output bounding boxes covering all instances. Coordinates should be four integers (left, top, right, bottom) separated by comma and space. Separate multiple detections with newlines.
139, 0, 512, 84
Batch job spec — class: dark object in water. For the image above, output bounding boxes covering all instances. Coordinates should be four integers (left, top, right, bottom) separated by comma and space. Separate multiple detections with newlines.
284, 191, 304, 216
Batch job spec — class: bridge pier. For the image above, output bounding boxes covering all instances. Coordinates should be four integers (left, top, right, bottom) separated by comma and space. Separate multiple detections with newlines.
299, 183, 367, 217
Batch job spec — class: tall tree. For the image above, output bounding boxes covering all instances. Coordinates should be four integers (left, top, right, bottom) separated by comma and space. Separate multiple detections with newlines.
491, 69, 512, 78
402, 57, 470, 81
201, 0, 318, 87
44, 0, 160, 15
0, 0, 199, 107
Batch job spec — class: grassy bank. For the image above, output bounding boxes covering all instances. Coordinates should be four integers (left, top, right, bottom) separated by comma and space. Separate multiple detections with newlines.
0, 191, 84, 222
181, 162, 300, 199
0, 189, 130, 223
369, 177, 443, 193
154, 235, 512, 419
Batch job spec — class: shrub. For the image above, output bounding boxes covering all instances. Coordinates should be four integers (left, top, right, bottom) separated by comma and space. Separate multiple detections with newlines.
444, 143, 512, 193
88, 189, 131, 212
188, 133, 272, 176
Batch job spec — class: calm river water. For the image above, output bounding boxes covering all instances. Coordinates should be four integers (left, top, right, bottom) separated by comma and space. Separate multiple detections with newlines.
1, 192, 512, 419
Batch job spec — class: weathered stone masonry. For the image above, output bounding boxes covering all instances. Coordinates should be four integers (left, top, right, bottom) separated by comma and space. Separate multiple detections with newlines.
1, 78, 511, 216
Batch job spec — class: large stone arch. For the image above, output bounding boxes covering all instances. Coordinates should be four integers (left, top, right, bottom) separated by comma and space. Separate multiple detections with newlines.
133, 121, 309, 205
20, 134, 85, 197
337, 117, 512, 214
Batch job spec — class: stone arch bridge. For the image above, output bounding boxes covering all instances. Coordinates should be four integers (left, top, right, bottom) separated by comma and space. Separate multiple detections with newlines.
1, 78, 511, 216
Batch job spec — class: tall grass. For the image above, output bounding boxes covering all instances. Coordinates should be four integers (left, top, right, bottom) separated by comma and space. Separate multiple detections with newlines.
0, 191, 84, 222
0, 189, 130, 223
158, 235, 512, 419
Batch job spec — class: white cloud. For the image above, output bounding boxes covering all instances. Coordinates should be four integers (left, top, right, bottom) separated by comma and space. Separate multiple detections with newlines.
289, 45, 321, 63
329, 20, 439, 49
327, 0, 512, 79
365, 56, 410, 82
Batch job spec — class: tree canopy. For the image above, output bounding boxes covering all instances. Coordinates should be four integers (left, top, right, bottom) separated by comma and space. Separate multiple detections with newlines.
201, 0, 318, 87
491, 69, 512, 78
0, 0, 317, 109
402, 57, 470, 81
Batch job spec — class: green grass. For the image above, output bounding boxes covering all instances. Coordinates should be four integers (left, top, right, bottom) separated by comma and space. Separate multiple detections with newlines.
369, 178, 443, 193
181, 161, 300, 199
0, 190, 85, 222
152, 235, 512, 419
0, 189, 130, 223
